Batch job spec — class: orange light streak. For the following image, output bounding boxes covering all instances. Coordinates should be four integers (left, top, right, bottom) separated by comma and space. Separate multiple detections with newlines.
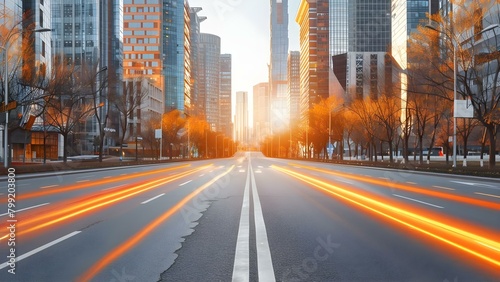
273, 165, 500, 273
289, 163, 500, 210
14, 164, 192, 201
79, 165, 235, 281
0, 165, 212, 241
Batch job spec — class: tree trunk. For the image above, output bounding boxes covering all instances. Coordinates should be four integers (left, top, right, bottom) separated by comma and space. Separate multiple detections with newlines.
63, 134, 68, 163
487, 125, 497, 168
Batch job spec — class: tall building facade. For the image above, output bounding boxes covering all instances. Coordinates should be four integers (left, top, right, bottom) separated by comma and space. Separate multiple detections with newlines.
392, 0, 440, 120
22, 0, 52, 82
253, 82, 270, 144
189, 7, 206, 119
51, 0, 113, 155
287, 51, 300, 125
220, 54, 232, 137
235, 91, 248, 145
329, 0, 392, 100
51, 1, 101, 68
270, 0, 289, 133
100, 0, 123, 149
162, 0, 191, 114
295, 0, 330, 124
198, 33, 220, 131
123, 0, 162, 83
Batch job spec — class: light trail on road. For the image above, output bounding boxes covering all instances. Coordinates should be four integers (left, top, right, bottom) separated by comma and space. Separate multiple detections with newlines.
12, 164, 191, 201
273, 165, 500, 275
289, 163, 500, 210
78, 165, 235, 281
0, 165, 212, 241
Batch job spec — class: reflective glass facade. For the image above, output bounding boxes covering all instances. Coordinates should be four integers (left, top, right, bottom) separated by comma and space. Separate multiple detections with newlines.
162, 0, 191, 113
198, 33, 220, 131
349, 0, 391, 53
270, 0, 289, 132
51, 0, 100, 67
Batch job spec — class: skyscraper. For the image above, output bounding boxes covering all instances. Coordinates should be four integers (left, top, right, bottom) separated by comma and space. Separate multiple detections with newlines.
296, 0, 330, 124
198, 33, 220, 131
253, 82, 270, 144
162, 0, 191, 114
220, 54, 232, 137
235, 91, 249, 145
270, 0, 289, 133
123, 0, 162, 83
287, 51, 300, 124
329, 0, 392, 100
189, 7, 206, 118
22, 0, 52, 82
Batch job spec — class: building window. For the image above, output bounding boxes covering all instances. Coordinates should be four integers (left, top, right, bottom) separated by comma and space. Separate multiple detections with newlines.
39, 9, 43, 27
41, 41, 46, 57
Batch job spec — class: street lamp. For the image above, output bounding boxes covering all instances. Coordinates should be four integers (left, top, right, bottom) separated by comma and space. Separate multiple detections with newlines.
425, 23, 498, 167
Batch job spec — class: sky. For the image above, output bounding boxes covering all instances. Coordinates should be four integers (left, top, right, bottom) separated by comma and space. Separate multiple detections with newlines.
188, 0, 301, 119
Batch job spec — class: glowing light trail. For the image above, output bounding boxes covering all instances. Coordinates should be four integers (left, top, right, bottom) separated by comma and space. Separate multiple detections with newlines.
79, 165, 235, 281
288, 163, 500, 210
272, 165, 500, 273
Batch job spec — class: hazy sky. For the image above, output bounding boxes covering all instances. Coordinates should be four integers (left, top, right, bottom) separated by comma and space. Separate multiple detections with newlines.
188, 0, 301, 102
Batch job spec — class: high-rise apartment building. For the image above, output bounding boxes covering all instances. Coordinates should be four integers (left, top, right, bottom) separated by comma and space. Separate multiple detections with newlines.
287, 51, 300, 124
198, 33, 220, 131
220, 54, 232, 137
270, 0, 289, 133
253, 82, 270, 144
123, 0, 161, 83
235, 91, 249, 145
162, 0, 191, 114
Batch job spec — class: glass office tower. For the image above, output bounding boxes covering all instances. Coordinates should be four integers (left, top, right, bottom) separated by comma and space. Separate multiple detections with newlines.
270, 0, 289, 132
162, 0, 191, 114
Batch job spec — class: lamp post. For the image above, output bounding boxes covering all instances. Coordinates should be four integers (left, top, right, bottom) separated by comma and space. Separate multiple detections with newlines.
426, 23, 498, 168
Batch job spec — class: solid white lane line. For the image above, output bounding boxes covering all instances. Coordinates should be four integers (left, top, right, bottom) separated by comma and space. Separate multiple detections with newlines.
393, 194, 444, 209
141, 193, 165, 204
232, 167, 250, 282
250, 160, 276, 282
179, 180, 192, 186
0, 203, 50, 217
0, 231, 81, 269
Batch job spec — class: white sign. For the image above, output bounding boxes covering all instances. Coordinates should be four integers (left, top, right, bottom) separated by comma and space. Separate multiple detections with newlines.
155, 129, 162, 139
454, 99, 474, 118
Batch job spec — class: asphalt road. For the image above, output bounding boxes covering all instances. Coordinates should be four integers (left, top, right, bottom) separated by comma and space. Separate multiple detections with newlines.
0, 152, 498, 281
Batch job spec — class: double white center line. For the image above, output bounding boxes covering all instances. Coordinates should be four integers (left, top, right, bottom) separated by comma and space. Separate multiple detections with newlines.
232, 157, 275, 282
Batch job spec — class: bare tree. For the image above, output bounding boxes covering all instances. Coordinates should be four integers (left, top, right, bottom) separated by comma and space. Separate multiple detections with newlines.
44, 62, 95, 162
411, 1, 500, 167
112, 78, 149, 159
